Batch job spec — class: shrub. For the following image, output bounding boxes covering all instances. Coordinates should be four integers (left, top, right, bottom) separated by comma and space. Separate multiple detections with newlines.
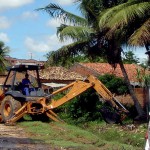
98, 74, 129, 95
56, 89, 103, 124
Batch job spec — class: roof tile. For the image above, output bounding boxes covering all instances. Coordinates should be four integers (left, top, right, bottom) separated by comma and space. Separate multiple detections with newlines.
79, 63, 150, 82
39, 66, 84, 80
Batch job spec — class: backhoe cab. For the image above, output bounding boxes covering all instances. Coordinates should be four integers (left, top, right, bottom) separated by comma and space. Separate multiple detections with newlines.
0, 64, 129, 125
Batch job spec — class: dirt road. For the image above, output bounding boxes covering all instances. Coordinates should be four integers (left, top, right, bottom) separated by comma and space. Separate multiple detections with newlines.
0, 124, 53, 150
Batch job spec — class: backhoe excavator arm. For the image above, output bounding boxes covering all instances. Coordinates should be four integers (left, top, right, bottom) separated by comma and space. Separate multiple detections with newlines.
47, 75, 129, 114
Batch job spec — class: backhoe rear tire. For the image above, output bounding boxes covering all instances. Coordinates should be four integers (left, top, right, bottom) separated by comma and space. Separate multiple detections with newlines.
0, 96, 22, 123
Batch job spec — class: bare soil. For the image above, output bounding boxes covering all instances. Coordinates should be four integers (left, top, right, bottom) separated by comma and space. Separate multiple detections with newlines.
0, 124, 54, 150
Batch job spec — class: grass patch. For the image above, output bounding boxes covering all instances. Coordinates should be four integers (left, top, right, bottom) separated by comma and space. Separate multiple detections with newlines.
18, 121, 147, 150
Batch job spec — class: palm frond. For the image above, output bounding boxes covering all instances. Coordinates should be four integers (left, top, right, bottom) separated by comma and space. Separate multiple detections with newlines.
99, 1, 150, 29
128, 19, 150, 46
99, 1, 135, 29
52, 40, 89, 58
37, 3, 87, 26
79, 0, 103, 21
0, 41, 10, 73
57, 24, 95, 42
107, 2, 150, 29
47, 40, 89, 66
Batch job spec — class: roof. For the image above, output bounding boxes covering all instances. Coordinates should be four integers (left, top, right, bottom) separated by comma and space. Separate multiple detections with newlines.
5, 56, 45, 66
39, 66, 84, 80
78, 63, 150, 82
0, 66, 84, 86
8, 64, 43, 71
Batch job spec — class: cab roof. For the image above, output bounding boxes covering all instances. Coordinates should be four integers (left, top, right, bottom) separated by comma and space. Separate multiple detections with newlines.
7, 64, 44, 72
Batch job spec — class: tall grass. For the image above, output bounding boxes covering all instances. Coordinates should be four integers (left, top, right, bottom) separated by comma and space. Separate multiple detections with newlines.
18, 120, 147, 150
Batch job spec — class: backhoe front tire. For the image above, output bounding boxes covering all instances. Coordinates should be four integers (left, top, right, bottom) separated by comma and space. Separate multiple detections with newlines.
0, 96, 21, 123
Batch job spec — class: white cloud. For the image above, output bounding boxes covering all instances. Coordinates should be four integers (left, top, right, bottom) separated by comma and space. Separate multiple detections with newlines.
45, 34, 72, 49
25, 37, 50, 52
46, 17, 74, 29
46, 19, 61, 28
0, 0, 34, 10
0, 16, 11, 29
21, 11, 38, 20
0, 33, 9, 43
53, 0, 73, 6
134, 48, 148, 63
24, 34, 72, 53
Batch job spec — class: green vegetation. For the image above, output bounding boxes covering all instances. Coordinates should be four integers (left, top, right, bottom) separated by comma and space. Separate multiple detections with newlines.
98, 74, 128, 95
122, 50, 140, 64
0, 41, 9, 73
55, 89, 103, 124
18, 121, 147, 150
99, 0, 150, 48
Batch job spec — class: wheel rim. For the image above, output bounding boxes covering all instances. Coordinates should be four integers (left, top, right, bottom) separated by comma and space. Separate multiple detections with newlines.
4, 103, 11, 117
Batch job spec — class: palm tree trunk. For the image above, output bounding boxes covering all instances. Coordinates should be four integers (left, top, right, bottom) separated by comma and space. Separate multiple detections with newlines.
118, 58, 145, 117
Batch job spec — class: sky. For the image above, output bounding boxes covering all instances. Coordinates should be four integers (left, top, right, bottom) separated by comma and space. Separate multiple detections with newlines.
0, 0, 148, 62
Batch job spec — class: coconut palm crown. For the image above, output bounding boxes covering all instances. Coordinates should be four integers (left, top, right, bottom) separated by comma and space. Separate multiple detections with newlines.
99, 0, 150, 49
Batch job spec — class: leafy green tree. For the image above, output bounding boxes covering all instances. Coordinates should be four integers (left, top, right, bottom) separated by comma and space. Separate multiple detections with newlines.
46, 51, 89, 67
122, 50, 139, 64
57, 89, 103, 123
0, 41, 9, 73
46, 51, 107, 67
98, 74, 129, 95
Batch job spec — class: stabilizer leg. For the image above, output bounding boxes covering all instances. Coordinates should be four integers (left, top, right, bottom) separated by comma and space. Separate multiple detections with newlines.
46, 110, 64, 122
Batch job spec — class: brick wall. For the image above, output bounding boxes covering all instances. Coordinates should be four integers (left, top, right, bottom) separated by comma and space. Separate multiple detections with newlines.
115, 88, 146, 108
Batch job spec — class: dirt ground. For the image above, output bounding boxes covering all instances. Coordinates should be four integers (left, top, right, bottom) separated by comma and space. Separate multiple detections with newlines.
0, 124, 54, 150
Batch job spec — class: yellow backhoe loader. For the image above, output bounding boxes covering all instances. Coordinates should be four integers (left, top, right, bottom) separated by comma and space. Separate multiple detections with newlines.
0, 64, 129, 125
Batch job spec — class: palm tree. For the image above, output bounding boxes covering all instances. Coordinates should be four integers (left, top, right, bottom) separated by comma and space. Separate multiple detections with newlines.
0, 41, 9, 73
38, 0, 126, 66
98, 0, 150, 117
99, 0, 150, 49
38, 0, 145, 117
